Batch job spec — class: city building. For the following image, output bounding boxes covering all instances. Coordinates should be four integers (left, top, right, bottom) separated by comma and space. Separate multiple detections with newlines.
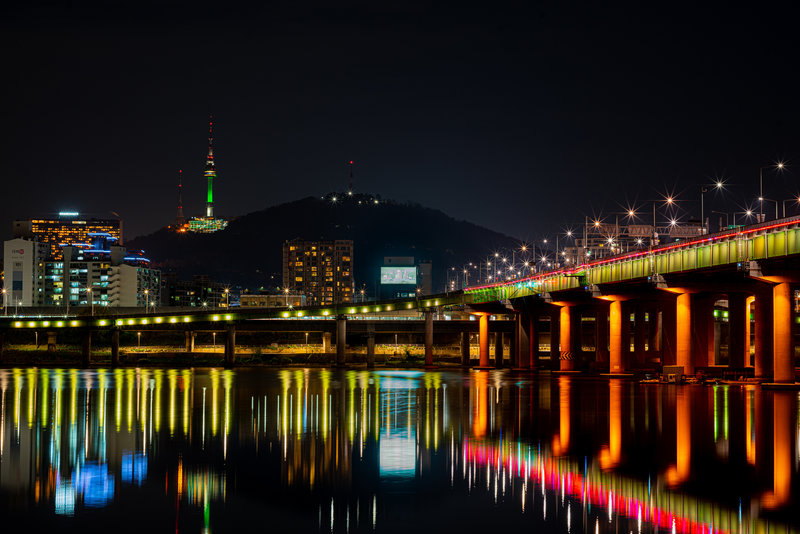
3, 233, 159, 309
239, 291, 306, 308
282, 239, 354, 305
379, 257, 432, 299
13, 212, 122, 260
3, 238, 47, 308
161, 273, 231, 308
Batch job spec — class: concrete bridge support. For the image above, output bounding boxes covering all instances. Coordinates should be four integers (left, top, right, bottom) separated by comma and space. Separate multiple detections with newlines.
478, 314, 490, 368
549, 308, 561, 364
47, 331, 57, 353
81, 331, 92, 367
558, 305, 581, 371
494, 332, 503, 368
111, 329, 120, 367
336, 315, 347, 366
675, 293, 694, 376
754, 288, 774, 380
322, 332, 332, 354
460, 331, 470, 367
595, 303, 609, 367
509, 317, 519, 368
728, 293, 749, 369
224, 324, 236, 366
424, 310, 434, 367
527, 313, 538, 369
773, 282, 793, 383
692, 296, 714, 369
609, 300, 625, 373
367, 325, 376, 369
184, 331, 196, 352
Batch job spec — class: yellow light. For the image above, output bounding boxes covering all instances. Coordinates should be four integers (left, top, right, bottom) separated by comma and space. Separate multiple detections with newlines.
42, 321, 49, 327
297, 312, 303, 317
183, 317, 190, 322
407, 303, 413, 309
28, 322, 36, 327
156, 317, 163, 323
282, 312, 289, 318
375, 307, 381, 312
170, 318, 177, 323
127, 319, 135, 325
99, 320, 107, 326
56, 321, 63, 327
386, 305, 392, 310
14, 322, 21, 327
322, 310, 329, 316
141, 319, 148, 325
213, 315, 220, 321
349, 308, 356, 314
70, 321, 78, 326
225, 314, 231, 320
362, 307, 368, 313
116, 320, 123, 325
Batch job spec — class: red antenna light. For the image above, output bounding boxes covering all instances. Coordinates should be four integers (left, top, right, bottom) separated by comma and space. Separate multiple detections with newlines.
349, 160, 354, 165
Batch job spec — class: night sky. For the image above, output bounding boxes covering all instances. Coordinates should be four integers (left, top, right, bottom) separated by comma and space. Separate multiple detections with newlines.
3, 2, 800, 242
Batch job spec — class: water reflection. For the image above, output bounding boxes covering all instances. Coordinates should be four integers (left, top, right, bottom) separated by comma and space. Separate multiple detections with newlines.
0, 367, 798, 533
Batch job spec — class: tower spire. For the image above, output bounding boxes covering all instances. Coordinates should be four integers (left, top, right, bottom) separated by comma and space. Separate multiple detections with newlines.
205, 115, 216, 218
176, 169, 185, 226
348, 160, 354, 195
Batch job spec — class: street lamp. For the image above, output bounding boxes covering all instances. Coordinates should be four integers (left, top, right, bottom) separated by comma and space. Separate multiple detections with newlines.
144, 289, 149, 313
700, 180, 725, 234
1, 288, 6, 316
759, 162, 785, 221
733, 210, 754, 227
86, 286, 94, 316
782, 197, 800, 218
283, 287, 290, 306
224, 288, 230, 308
137, 331, 141, 348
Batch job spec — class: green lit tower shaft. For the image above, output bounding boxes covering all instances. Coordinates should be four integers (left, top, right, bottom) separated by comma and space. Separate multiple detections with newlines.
205, 116, 216, 217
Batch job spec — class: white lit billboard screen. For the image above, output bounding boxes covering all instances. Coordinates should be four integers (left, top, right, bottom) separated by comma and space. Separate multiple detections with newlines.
381, 266, 417, 285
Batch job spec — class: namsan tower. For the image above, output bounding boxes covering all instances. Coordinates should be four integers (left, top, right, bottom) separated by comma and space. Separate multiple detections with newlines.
176, 169, 185, 226
205, 115, 216, 218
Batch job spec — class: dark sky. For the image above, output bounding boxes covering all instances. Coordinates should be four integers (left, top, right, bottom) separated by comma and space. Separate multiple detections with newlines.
3, 1, 800, 242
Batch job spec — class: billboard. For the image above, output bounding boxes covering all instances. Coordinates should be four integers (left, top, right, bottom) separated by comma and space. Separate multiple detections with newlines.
381, 266, 417, 285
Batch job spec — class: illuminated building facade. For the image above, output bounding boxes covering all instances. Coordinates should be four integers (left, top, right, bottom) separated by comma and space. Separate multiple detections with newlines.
3, 238, 47, 307
13, 212, 122, 260
282, 239, 354, 305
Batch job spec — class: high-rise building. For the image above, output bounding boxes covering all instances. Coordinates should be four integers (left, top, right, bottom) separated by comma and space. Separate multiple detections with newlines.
282, 239, 354, 305
13, 212, 122, 260
3, 238, 47, 307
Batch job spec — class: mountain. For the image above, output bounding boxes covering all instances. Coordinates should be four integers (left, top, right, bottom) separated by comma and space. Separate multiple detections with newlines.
127, 194, 522, 291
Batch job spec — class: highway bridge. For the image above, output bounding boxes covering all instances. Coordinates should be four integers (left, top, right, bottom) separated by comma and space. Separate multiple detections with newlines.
2, 215, 800, 381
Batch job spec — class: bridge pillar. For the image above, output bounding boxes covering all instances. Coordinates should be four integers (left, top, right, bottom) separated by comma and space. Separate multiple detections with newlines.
692, 296, 714, 369
111, 329, 120, 367
336, 315, 347, 367
745, 296, 755, 367
773, 282, 794, 383
549, 308, 561, 365
675, 293, 694, 376
322, 332, 332, 354
367, 325, 376, 369
528, 313, 538, 369
224, 324, 236, 366
478, 314, 490, 368
633, 301, 647, 369
424, 310, 434, 367
81, 331, 92, 367
184, 330, 196, 352
754, 288, 774, 380
609, 300, 626, 373
47, 331, 57, 353
648, 305, 660, 360
728, 293, 749, 369
460, 331, 471, 367
558, 305, 579, 371
509, 317, 518, 368
595, 302, 609, 368
494, 332, 503, 368
661, 295, 677, 366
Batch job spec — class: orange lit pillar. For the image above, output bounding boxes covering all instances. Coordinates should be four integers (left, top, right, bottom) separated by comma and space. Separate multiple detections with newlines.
763, 391, 793, 509
478, 314, 490, 368
773, 283, 794, 383
559, 305, 574, 371
609, 300, 625, 373
676, 293, 694, 375
599, 379, 622, 469
754, 289, 774, 380
728, 293, 748, 369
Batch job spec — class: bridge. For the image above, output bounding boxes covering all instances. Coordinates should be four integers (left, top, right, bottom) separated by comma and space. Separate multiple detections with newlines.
2, 215, 800, 381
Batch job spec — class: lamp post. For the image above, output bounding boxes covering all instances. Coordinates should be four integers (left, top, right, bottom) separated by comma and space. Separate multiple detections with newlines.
758, 197, 779, 220
144, 289, 149, 313
283, 287, 289, 306
137, 331, 141, 348
2, 288, 5, 316
700, 181, 724, 234
759, 162, 785, 221
86, 286, 94, 316
782, 197, 800, 218
733, 210, 754, 227
224, 288, 230, 308
711, 210, 729, 230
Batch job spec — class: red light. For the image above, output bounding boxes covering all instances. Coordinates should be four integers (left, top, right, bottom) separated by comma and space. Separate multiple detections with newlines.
349, 160, 354, 165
